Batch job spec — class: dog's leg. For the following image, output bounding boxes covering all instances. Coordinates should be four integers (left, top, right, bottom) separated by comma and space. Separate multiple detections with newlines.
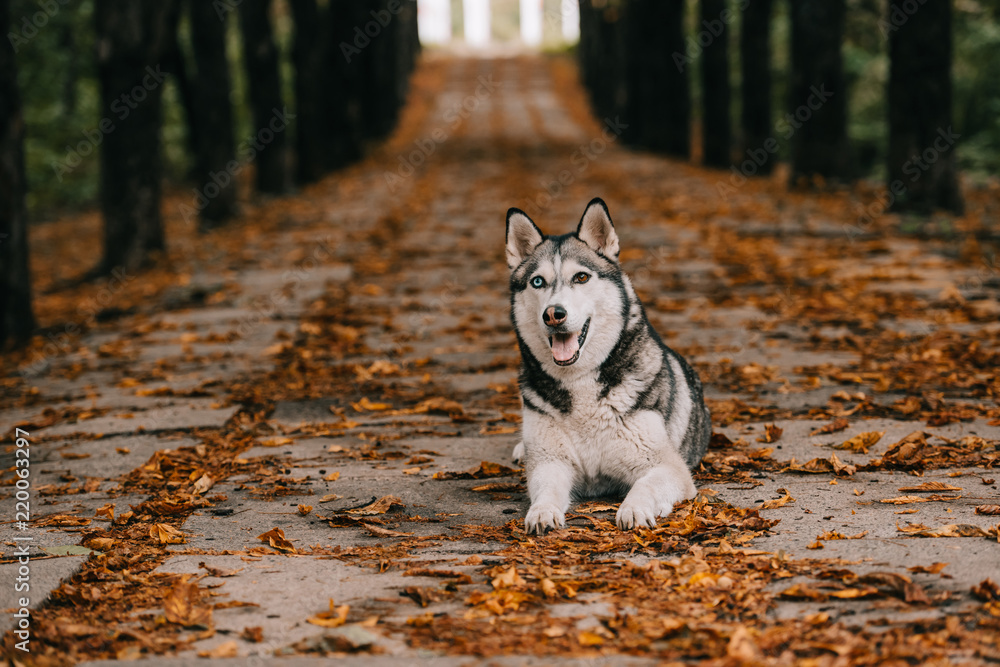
511, 441, 525, 463
616, 453, 697, 530
524, 460, 573, 534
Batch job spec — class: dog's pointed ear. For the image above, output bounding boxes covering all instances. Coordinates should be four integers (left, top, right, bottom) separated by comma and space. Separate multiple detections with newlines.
506, 208, 543, 270
577, 198, 619, 260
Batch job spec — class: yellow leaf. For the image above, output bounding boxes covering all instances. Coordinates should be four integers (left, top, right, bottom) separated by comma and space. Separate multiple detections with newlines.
297, 505, 313, 515
577, 631, 605, 646
307, 600, 349, 628
324, 471, 341, 482
150, 523, 186, 545
164, 582, 212, 628
834, 431, 883, 454
760, 489, 795, 510
491, 566, 526, 589
351, 397, 392, 412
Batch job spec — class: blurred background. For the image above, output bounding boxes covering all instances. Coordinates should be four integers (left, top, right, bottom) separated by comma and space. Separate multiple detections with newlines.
2, 0, 1000, 348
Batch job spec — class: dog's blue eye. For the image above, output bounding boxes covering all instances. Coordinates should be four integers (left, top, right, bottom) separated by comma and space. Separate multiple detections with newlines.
573, 272, 590, 284
530, 276, 546, 289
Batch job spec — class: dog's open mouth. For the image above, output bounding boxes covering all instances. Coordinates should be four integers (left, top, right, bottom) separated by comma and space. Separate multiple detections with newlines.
548, 318, 590, 366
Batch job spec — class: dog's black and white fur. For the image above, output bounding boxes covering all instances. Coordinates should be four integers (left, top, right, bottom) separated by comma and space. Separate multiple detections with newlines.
505, 198, 711, 533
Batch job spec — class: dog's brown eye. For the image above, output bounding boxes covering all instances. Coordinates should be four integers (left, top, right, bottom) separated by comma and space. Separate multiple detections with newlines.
573, 272, 590, 284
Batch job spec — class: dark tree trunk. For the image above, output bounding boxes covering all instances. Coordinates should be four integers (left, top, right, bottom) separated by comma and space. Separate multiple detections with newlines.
887, 0, 962, 214
362, 0, 398, 140
740, 0, 773, 174
189, 0, 238, 225
622, 0, 690, 157
326, 0, 365, 170
94, 0, 178, 274
0, 0, 35, 345
700, 0, 731, 167
239, 0, 290, 194
289, 0, 329, 184
164, 22, 200, 163
788, 0, 850, 185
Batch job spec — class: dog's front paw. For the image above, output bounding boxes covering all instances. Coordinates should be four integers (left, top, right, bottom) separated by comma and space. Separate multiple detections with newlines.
524, 503, 565, 534
511, 441, 525, 464
616, 498, 659, 530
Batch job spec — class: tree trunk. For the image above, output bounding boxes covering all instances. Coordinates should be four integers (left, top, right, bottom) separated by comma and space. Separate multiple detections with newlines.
622, 0, 690, 157
887, 0, 962, 214
190, 0, 238, 226
362, 0, 398, 140
788, 0, 850, 185
94, 0, 177, 273
740, 0, 773, 174
0, 0, 35, 346
239, 0, 290, 194
289, 0, 329, 185
326, 0, 365, 170
700, 0, 731, 167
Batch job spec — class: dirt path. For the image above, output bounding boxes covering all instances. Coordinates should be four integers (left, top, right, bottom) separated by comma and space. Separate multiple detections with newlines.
2, 55, 999, 665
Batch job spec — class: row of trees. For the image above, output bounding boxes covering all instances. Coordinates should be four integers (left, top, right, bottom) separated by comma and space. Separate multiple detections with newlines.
578, 0, 963, 215
1, 0, 419, 347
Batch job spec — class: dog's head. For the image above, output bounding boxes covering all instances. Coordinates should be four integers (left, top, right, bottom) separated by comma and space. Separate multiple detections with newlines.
506, 198, 628, 373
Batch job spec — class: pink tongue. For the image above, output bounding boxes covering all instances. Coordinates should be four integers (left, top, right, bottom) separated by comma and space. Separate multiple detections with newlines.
551, 333, 579, 362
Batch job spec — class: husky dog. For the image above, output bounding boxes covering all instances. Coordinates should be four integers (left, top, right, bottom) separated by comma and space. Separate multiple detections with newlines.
505, 198, 711, 533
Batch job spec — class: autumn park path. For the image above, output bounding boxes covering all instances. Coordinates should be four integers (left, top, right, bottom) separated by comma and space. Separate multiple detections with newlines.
3, 55, 1000, 665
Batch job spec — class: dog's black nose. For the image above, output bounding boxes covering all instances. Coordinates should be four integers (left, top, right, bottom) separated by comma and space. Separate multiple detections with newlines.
543, 305, 567, 326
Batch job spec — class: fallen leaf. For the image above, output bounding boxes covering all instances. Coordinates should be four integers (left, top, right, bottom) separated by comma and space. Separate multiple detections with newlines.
882, 432, 928, 464
834, 431, 883, 454
811, 418, 850, 435
897, 523, 994, 538
94, 504, 115, 521
760, 489, 795, 510
577, 631, 605, 646
816, 530, 867, 540
351, 397, 393, 412
491, 566, 526, 589
976, 505, 1000, 515
197, 641, 238, 658
880, 494, 961, 505
433, 461, 520, 480
318, 494, 343, 503
345, 495, 404, 515
192, 473, 214, 495
307, 599, 350, 628
241, 626, 264, 643
898, 481, 962, 492
164, 582, 213, 628
757, 423, 783, 443
297, 504, 313, 515
324, 471, 341, 482
972, 579, 1000, 601
199, 562, 243, 577
257, 527, 296, 553
363, 523, 414, 538
908, 562, 948, 574
150, 523, 186, 545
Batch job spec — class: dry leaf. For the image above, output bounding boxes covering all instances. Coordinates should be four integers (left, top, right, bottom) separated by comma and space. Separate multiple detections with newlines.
976, 505, 1000, 515
94, 503, 115, 521
972, 579, 1000, 601
345, 495, 404, 515
297, 505, 313, 515
363, 523, 414, 538
811, 418, 850, 435
197, 641, 238, 658
257, 527, 296, 552
150, 523, 186, 545
897, 523, 994, 538
577, 631, 605, 646
898, 481, 962, 492
433, 461, 520, 480
757, 423, 783, 443
307, 599, 350, 628
760, 489, 795, 510
192, 473, 214, 495
908, 562, 948, 574
351, 397, 392, 412
164, 582, 212, 628
199, 562, 242, 577
324, 471, 341, 482
492, 566, 526, 589
242, 626, 264, 643
834, 431, 883, 454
